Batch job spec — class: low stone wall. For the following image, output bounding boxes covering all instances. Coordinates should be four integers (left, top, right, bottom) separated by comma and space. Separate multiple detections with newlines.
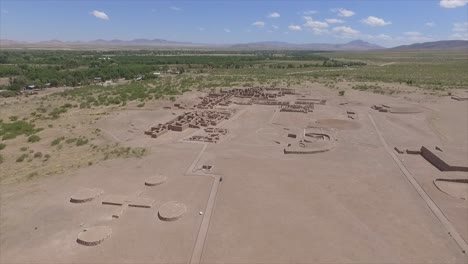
421, 146, 468, 172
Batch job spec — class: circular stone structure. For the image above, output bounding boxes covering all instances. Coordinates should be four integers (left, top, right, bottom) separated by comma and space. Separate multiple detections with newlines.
145, 174, 168, 186
70, 188, 104, 203
158, 201, 187, 221
315, 119, 361, 130
76, 226, 112, 246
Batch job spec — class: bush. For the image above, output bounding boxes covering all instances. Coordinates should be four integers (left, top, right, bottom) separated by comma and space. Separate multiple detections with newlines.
16, 153, 28, 162
0, 120, 41, 140
34, 152, 43, 158
27, 172, 38, 179
9, 116, 18, 121
0, 154, 4, 163
76, 138, 88, 146
0, 143, 5, 150
66, 138, 77, 144
51, 136, 64, 146
48, 108, 66, 119
0, 90, 16, 98
338, 90, 345, 96
28, 135, 41, 143
137, 103, 145, 107
20, 146, 28, 151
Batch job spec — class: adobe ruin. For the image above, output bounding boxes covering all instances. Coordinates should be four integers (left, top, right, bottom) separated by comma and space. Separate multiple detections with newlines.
145, 110, 233, 138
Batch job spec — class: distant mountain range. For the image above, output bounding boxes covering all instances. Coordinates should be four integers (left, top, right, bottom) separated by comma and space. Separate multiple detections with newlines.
1, 38, 467, 51
230, 40, 384, 51
390, 40, 468, 50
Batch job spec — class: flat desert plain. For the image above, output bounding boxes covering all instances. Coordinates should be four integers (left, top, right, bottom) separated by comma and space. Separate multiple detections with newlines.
1, 85, 467, 263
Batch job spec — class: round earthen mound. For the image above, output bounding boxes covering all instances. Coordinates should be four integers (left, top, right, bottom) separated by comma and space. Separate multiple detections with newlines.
76, 226, 112, 246
145, 175, 168, 186
70, 188, 104, 203
434, 179, 468, 200
158, 201, 187, 221
315, 119, 361, 130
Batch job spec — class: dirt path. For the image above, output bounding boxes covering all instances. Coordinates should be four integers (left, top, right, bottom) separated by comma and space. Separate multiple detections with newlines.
286, 67, 355, 75
379, 62, 396, 67
368, 113, 468, 255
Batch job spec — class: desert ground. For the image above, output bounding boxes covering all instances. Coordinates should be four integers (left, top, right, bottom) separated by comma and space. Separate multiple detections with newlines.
1, 82, 467, 263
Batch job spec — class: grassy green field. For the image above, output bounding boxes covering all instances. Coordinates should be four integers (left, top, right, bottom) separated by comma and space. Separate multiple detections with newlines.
1, 49, 466, 101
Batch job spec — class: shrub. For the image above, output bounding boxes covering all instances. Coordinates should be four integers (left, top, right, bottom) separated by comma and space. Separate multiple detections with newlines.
338, 91, 345, 96
51, 137, 64, 146
65, 138, 77, 144
48, 107, 67, 119
20, 146, 28, 151
0, 143, 6, 150
27, 172, 38, 179
137, 103, 145, 107
9, 116, 18, 121
28, 135, 41, 143
34, 152, 43, 158
0, 154, 4, 163
0, 90, 16, 98
16, 153, 28, 162
36, 107, 47, 113
76, 138, 88, 146
0, 120, 41, 140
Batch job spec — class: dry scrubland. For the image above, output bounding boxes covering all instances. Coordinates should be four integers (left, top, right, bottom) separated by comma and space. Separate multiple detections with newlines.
0, 49, 467, 263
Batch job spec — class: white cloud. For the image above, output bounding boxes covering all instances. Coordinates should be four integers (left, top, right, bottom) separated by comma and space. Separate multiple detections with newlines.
404, 31, 422, 37
333, 26, 360, 38
224, 28, 231, 33
373, 34, 392, 40
268, 12, 280, 18
451, 33, 468, 40
453, 22, 468, 32
272, 25, 279, 29
326, 18, 345, 24
362, 16, 392, 26
91, 10, 109, 20
170, 6, 181, 11
451, 22, 468, 39
252, 21, 266, 28
288, 25, 302, 31
403, 31, 432, 42
197, 27, 205, 31
302, 16, 329, 34
425, 22, 436, 27
439, 0, 468, 8
303, 10, 318, 15
332, 8, 355, 17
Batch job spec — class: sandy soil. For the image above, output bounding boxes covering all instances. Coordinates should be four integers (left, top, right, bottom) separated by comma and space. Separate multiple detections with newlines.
1, 83, 467, 263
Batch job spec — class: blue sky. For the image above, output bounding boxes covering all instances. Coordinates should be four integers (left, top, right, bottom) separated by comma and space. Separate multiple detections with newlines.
1, 0, 467, 47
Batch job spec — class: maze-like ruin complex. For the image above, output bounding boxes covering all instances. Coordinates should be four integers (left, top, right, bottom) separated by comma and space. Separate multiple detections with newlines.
187, 127, 229, 143
145, 110, 233, 138
146, 88, 329, 140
